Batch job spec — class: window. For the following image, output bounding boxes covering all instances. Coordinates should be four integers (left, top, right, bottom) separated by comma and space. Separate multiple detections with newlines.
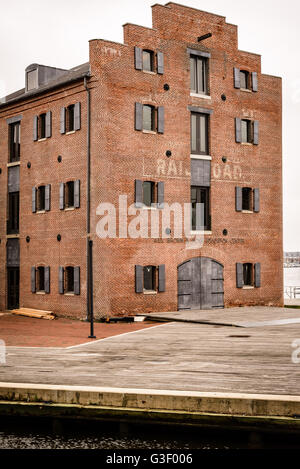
235, 118, 259, 145
59, 180, 80, 210
143, 181, 155, 207
37, 266, 45, 292
144, 266, 156, 292
142, 50, 154, 72
7, 192, 19, 234
143, 105, 155, 131
243, 263, 253, 286
27, 69, 38, 91
66, 105, 75, 132
190, 55, 208, 95
191, 112, 209, 155
240, 70, 250, 90
9, 122, 20, 162
38, 113, 46, 139
65, 266, 75, 293
241, 119, 252, 143
37, 186, 46, 211
191, 186, 210, 231
242, 187, 253, 211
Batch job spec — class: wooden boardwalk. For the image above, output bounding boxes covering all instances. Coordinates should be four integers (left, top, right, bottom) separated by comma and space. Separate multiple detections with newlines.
1, 307, 300, 396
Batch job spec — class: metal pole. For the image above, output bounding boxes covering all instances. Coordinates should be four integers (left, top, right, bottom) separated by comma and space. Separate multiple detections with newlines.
88, 239, 96, 339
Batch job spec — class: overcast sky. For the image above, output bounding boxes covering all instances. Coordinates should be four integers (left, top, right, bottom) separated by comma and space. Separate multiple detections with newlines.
1, 0, 299, 251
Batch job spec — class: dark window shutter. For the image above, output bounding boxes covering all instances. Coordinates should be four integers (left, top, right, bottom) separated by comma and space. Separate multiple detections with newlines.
157, 106, 164, 134
253, 188, 260, 212
235, 118, 241, 143
135, 180, 143, 208
59, 183, 65, 210
234, 68, 241, 89
45, 184, 51, 211
235, 187, 242, 212
158, 264, 166, 292
31, 267, 36, 293
157, 181, 164, 209
33, 115, 38, 141
32, 187, 37, 213
236, 263, 244, 288
45, 111, 52, 138
252, 72, 258, 92
255, 263, 261, 288
253, 121, 259, 145
74, 180, 80, 208
60, 107, 66, 134
74, 102, 81, 131
74, 267, 80, 295
59, 266, 64, 294
135, 265, 143, 293
157, 51, 164, 74
134, 46, 143, 70
135, 103, 143, 131
45, 266, 50, 294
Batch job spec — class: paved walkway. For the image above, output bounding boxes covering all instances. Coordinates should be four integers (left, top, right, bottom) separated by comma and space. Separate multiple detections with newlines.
0, 314, 157, 347
0, 307, 300, 396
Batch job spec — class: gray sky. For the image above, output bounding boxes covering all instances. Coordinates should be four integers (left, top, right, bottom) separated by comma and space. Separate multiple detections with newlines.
1, 0, 298, 251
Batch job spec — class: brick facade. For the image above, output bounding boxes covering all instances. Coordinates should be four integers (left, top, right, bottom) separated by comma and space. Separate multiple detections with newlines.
0, 2, 283, 319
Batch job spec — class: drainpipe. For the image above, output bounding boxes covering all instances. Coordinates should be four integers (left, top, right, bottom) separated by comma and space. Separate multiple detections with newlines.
84, 75, 94, 335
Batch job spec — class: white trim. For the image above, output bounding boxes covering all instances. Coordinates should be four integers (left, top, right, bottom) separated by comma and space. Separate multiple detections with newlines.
7, 161, 20, 167
240, 88, 252, 93
242, 210, 253, 214
242, 286, 255, 290
142, 130, 156, 135
143, 290, 157, 295
190, 231, 212, 235
65, 130, 76, 135
190, 92, 211, 100
190, 154, 212, 160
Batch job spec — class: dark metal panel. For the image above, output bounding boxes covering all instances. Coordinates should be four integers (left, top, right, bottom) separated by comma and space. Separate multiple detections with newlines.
59, 266, 64, 294
32, 187, 37, 213
236, 263, 244, 288
157, 51, 164, 74
252, 72, 258, 92
74, 180, 80, 208
74, 266, 80, 295
191, 257, 201, 310
187, 48, 211, 58
157, 106, 164, 134
135, 103, 143, 131
60, 107, 66, 134
45, 184, 51, 211
8, 166, 20, 193
199, 257, 213, 310
235, 186, 242, 212
45, 111, 52, 138
158, 264, 165, 292
74, 102, 81, 131
235, 117, 241, 143
59, 183, 65, 210
178, 260, 192, 310
31, 266, 36, 293
253, 188, 260, 212
134, 47, 143, 70
33, 115, 38, 141
157, 181, 164, 209
45, 266, 50, 294
255, 263, 261, 288
135, 265, 143, 293
253, 121, 259, 145
135, 180, 143, 208
191, 159, 211, 187
7, 239, 20, 267
234, 67, 241, 89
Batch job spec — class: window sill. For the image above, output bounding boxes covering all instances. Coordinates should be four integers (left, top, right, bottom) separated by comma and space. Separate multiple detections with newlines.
7, 161, 20, 167
143, 290, 157, 295
142, 130, 156, 135
242, 286, 255, 290
36, 291, 46, 295
242, 210, 253, 214
142, 206, 157, 210
240, 88, 252, 93
190, 231, 212, 235
190, 154, 212, 160
38, 138, 47, 142
36, 210, 46, 214
143, 70, 155, 75
64, 207, 75, 211
66, 130, 76, 135
64, 292, 75, 296
6, 234, 20, 239
241, 142, 253, 146
190, 92, 211, 100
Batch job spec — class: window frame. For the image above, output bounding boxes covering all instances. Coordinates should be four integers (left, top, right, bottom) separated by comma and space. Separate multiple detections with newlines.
191, 112, 209, 155
36, 266, 46, 292
243, 263, 254, 287
65, 266, 75, 293
9, 122, 20, 163
240, 70, 250, 90
66, 104, 75, 133
190, 54, 209, 95
37, 185, 46, 212
143, 181, 156, 207
7, 191, 19, 234
241, 119, 252, 143
142, 49, 154, 72
191, 186, 210, 231
242, 187, 253, 212
65, 181, 75, 209
38, 113, 46, 140
142, 104, 156, 132
143, 265, 157, 292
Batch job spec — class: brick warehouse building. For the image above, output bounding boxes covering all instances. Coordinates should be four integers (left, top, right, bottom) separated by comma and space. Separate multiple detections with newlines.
0, 2, 283, 318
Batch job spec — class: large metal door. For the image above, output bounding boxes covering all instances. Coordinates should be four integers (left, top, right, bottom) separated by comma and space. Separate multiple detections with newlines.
178, 257, 224, 310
